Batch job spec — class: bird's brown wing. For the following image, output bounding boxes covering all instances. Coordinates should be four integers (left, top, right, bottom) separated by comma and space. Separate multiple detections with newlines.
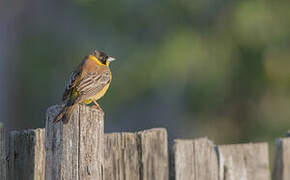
62, 61, 84, 102
75, 68, 111, 103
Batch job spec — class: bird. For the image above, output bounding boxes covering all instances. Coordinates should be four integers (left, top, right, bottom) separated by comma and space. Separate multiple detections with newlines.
53, 50, 116, 123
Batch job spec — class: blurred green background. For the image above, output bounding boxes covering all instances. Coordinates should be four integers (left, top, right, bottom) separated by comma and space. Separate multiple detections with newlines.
0, 0, 289, 147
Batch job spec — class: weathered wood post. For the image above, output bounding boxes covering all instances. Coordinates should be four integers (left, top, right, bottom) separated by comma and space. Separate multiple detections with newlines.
8, 128, 46, 180
104, 132, 140, 180
273, 137, 290, 180
0, 123, 6, 180
103, 128, 169, 180
137, 128, 169, 180
172, 138, 218, 180
45, 104, 104, 180
217, 143, 270, 180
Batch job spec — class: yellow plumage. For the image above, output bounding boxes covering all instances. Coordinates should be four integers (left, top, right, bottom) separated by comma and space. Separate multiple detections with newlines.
84, 83, 111, 104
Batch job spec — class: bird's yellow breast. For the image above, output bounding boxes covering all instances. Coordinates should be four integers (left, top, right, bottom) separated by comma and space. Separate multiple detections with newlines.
92, 82, 111, 100
83, 71, 112, 104
83, 83, 111, 104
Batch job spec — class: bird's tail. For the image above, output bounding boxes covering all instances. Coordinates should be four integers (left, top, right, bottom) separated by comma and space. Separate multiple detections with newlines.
53, 104, 77, 124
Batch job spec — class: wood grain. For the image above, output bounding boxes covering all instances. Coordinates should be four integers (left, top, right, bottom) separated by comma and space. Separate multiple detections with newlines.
8, 128, 45, 180
273, 138, 290, 180
138, 128, 169, 180
217, 142, 270, 180
173, 138, 218, 180
103, 132, 139, 180
45, 104, 104, 180
103, 128, 168, 180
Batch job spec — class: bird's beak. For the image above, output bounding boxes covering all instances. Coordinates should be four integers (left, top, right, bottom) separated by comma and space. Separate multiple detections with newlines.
108, 56, 116, 62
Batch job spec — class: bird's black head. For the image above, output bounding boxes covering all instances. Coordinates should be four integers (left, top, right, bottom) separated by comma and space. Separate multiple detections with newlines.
90, 50, 115, 65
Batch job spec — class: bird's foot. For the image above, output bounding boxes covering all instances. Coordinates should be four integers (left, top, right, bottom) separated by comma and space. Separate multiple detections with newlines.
92, 100, 103, 112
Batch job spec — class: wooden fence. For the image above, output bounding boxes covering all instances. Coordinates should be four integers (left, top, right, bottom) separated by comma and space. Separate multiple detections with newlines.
0, 104, 289, 180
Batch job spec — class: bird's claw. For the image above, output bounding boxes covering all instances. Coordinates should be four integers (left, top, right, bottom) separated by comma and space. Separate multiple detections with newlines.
92, 100, 104, 112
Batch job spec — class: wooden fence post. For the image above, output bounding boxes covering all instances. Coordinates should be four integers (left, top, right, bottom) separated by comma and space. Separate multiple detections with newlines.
45, 104, 104, 180
217, 143, 270, 180
273, 137, 290, 180
0, 123, 6, 180
172, 138, 218, 180
104, 132, 140, 180
137, 128, 169, 180
103, 128, 168, 180
7, 128, 45, 180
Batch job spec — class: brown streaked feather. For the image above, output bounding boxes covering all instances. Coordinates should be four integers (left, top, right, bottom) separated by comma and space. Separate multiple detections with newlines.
75, 68, 111, 103
62, 59, 86, 102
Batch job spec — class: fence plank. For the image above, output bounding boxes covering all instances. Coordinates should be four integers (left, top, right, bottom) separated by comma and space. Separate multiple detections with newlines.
138, 128, 169, 180
173, 138, 218, 180
103, 128, 169, 180
8, 128, 45, 180
45, 104, 104, 180
0, 123, 6, 180
217, 143, 270, 180
273, 138, 290, 180
103, 132, 139, 180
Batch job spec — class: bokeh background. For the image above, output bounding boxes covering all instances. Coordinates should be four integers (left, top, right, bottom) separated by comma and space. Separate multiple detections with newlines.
1, 0, 290, 150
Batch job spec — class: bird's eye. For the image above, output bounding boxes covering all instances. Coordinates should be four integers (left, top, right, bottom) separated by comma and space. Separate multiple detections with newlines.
101, 56, 107, 64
